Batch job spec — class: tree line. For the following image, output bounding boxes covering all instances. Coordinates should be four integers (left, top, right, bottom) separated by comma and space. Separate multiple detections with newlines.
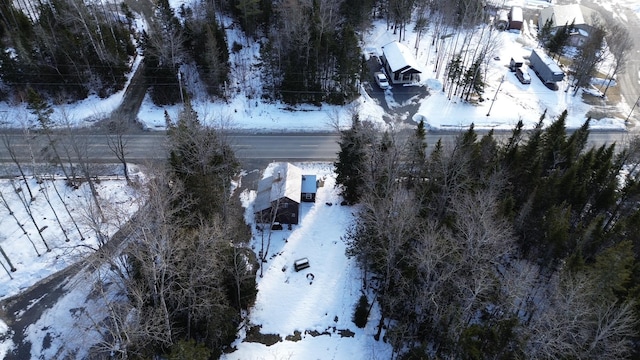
0, 0, 135, 101
0, 94, 255, 358
86, 100, 257, 359
336, 111, 640, 359
0, 0, 499, 107
0, 0, 633, 107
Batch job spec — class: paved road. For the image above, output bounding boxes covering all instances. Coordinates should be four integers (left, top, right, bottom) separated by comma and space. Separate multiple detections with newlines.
0, 130, 631, 167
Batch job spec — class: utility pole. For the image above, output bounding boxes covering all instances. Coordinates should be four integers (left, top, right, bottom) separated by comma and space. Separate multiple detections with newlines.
487, 75, 505, 116
625, 94, 640, 124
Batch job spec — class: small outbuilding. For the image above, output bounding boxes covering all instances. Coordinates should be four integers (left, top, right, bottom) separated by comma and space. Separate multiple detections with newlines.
301, 175, 317, 202
495, 10, 509, 31
508, 6, 523, 31
381, 41, 422, 85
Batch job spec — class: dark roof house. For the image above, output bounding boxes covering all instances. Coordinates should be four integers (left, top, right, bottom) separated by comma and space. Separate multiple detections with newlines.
381, 41, 422, 85
254, 163, 303, 225
254, 163, 319, 225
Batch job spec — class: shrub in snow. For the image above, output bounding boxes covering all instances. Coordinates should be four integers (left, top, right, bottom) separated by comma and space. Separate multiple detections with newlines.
353, 294, 369, 328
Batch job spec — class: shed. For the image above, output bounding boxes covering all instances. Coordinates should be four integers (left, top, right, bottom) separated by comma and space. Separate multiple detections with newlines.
301, 175, 317, 202
508, 6, 523, 31
381, 41, 422, 85
495, 10, 509, 31
254, 163, 303, 225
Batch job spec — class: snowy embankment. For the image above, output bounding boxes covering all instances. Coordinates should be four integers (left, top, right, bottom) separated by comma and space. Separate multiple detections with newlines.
0, 166, 145, 359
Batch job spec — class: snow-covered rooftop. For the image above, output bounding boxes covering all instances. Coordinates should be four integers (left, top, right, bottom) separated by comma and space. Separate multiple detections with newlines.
381, 41, 422, 74
254, 162, 303, 213
539, 4, 600, 28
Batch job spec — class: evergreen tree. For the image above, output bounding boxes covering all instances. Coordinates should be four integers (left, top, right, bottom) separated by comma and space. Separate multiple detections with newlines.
547, 20, 574, 57
335, 114, 371, 203
183, 10, 229, 96
332, 25, 362, 104
405, 119, 427, 187
167, 100, 240, 221
538, 18, 553, 46
144, 0, 185, 105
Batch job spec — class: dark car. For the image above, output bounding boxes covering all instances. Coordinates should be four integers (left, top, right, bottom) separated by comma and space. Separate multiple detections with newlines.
515, 67, 531, 84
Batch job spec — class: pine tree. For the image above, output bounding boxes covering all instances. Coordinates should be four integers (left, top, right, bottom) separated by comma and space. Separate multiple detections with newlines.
547, 20, 574, 57
335, 114, 370, 203
167, 100, 239, 221
538, 18, 553, 46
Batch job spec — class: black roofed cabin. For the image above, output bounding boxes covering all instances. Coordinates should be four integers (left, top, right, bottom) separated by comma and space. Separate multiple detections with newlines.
381, 41, 422, 85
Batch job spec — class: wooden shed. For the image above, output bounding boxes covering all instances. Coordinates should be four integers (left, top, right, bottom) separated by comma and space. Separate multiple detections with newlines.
508, 6, 523, 31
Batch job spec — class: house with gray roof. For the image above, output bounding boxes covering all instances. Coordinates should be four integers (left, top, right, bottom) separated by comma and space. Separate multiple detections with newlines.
254, 163, 317, 225
538, 4, 600, 47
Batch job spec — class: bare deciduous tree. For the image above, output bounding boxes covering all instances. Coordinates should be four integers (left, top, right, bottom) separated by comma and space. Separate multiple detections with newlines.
106, 120, 132, 184
526, 270, 637, 359
0, 188, 41, 256
10, 179, 51, 252
603, 23, 633, 97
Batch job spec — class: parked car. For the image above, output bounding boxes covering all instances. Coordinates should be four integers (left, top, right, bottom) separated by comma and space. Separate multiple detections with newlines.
374, 72, 390, 89
515, 67, 531, 84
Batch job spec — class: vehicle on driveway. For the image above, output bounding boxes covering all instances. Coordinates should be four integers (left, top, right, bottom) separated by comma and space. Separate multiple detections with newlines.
515, 67, 531, 84
529, 49, 563, 90
374, 72, 390, 89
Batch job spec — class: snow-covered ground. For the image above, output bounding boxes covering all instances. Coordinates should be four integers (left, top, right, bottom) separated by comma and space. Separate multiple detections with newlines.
224, 162, 393, 360
0, 166, 145, 358
2, 0, 640, 358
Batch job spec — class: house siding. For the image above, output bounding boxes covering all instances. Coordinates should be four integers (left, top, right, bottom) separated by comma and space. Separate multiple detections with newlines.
256, 197, 300, 225
301, 192, 316, 202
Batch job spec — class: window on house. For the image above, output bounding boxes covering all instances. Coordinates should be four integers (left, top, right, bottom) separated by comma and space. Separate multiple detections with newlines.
305, 193, 312, 200
282, 202, 288, 208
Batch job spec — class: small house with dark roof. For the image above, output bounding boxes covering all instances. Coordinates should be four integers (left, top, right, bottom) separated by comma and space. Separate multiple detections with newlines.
254, 163, 303, 225
381, 41, 422, 85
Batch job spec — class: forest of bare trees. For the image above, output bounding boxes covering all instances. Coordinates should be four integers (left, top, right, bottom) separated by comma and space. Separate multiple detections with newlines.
87, 102, 257, 358
0, 0, 135, 101
336, 112, 640, 359
0, 90, 255, 358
